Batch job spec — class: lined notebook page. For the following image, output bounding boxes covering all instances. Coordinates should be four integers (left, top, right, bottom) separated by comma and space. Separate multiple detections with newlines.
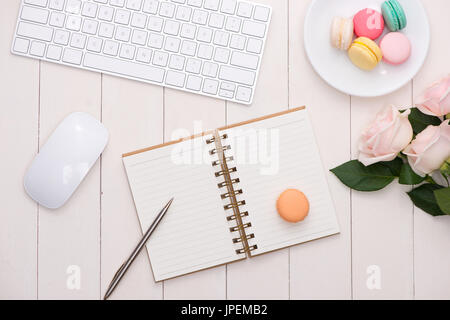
221, 109, 339, 256
123, 135, 244, 281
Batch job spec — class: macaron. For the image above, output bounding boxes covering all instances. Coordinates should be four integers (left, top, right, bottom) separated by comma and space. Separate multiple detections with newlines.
348, 37, 383, 71
276, 189, 309, 223
353, 8, 385, 40
330, 16, 354, 50
381, 0, 407, 32
380, 32, 411, 65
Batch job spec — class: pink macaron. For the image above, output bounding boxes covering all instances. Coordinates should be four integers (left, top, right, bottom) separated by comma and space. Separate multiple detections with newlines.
380, 32, 411, 65
353, 8, 385, 40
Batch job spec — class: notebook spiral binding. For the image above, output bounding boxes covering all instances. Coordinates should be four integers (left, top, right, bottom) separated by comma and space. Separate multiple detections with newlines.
207, 132, 258, 256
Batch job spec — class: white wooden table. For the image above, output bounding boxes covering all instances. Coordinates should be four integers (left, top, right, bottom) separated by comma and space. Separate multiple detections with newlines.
1, 0, 449, 300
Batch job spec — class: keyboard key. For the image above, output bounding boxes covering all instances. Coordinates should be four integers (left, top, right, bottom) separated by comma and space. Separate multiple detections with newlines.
219, 89, 234, 99
235, 86, 252, 102
237, 2, 252, 18
187, 0, 202, 7
98, 6, 115, 21
87, 37, 103, 52
49, 11, 66, 28
219, 65, 255, 86
213, 30, 229, 46
197, 44, 213, 59
168, 54, 185, 70
131, 29, 148, 45
192, 9, 208, 25
253, 6, 270, 22
221, 0, 237, 14
30, 41, 46, 56
242, 20, 266, 38
229, 34, 245, 50
180, 40, 197, 56
84, 53, 165, 82
115, 26, 131, 41
103, 40, 119, 55
180, 23, 196, 39
24, 0, 48, 7
230, 51, 258, 69
176, 6, 192, 21
17, 21, 53, 42
164, 20, 180, 35
66, 15, 82, 31
143, 0, 159, 14
153, 51, 168, 66
131, 13, 147, 28
164, 37, 180, 52
208, 13, 224, 28
110, 0, 125, 7
159, 2, 175, 18
246, 38, 262, 54
66, 0, 82, 14
49, 0, 65, 10
81, 2, 98, 18
126, 0, 143, 11
63, 48, 83, 64
186, 58, 201, 73
148, 16, 163, 31
202, 78, 218, 94
21, 6, 49, 25
202, 61, 218, 77
220, 81, 235, 91
203, 0, 219, 11
148, 33, 164, 48
115, 9, 131, 24
82, 19, 99, 35
54, 29, 70, 45
197, 27, 212, 42
13, 38, 30, 54
213, 47, 229, 63
119, 44, 136, 59
46, 44, 62, 60
70, 33, 87, 48
166, 70, 186, 87
186, 75, 202, 91
98, 22, 115, 38
225, 16, 241, 32
136, 47, 152, 63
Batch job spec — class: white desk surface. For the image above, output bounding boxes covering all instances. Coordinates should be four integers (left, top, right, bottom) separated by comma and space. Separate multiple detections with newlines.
1, 0, 449, 300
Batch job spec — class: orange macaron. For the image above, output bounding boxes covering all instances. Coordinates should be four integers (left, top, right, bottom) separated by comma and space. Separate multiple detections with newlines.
276, 189, 310, 223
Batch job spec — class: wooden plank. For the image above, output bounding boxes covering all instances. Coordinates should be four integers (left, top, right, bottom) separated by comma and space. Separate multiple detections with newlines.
0, 0, 38, 299
351, 86, 414, 299
412, 0, 450, 300
288, 0, 352, 299
226, 0, 290, 300
101, 76, 164, 299
38, 63, 101, 299
162, 90, 227, 300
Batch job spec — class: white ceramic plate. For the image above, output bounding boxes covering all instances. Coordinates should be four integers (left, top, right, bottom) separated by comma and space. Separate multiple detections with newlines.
304, 0, 430, 97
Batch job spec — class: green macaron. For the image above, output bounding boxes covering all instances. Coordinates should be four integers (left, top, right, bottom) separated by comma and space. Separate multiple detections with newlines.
382, 0, 407, 31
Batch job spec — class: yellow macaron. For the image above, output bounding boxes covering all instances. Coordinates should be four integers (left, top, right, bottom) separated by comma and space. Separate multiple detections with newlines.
348, 37, 383, 71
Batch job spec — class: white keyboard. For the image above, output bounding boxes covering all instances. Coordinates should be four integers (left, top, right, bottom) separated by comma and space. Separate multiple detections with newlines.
11, 0, 271, 105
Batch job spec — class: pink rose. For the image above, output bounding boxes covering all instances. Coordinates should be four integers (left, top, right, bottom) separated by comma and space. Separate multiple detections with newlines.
403, 120, 450, 176
416, 75, 450, 117
358, 106, 413, 166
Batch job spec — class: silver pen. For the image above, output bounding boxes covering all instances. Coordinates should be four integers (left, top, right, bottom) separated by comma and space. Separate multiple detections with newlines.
103, 197, 174, 300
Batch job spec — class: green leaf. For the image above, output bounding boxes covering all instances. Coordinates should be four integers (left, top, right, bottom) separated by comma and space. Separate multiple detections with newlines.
408, 108, 442, 135
330, 160, 396, 192
399, 162, 426, 185
407, 184, 445, 216
434, 188, 450, 215
380, 157, 403, 177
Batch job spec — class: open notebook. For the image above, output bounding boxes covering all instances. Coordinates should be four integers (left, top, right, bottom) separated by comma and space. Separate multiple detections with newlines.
122, 107, 339, 281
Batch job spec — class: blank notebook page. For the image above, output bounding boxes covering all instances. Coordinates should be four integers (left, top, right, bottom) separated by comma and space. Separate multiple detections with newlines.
222, 109, 340, 256
123, 135, 244, 281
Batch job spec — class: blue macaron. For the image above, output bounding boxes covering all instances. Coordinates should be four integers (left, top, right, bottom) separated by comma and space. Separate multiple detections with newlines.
382, 0, 407, 32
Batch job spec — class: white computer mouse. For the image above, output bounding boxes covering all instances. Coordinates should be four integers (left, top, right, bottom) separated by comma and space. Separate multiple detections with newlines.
24, 112, 109, 209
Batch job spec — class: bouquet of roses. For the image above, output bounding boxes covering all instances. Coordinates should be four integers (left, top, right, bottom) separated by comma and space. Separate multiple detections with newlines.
331, 75, 450, 216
